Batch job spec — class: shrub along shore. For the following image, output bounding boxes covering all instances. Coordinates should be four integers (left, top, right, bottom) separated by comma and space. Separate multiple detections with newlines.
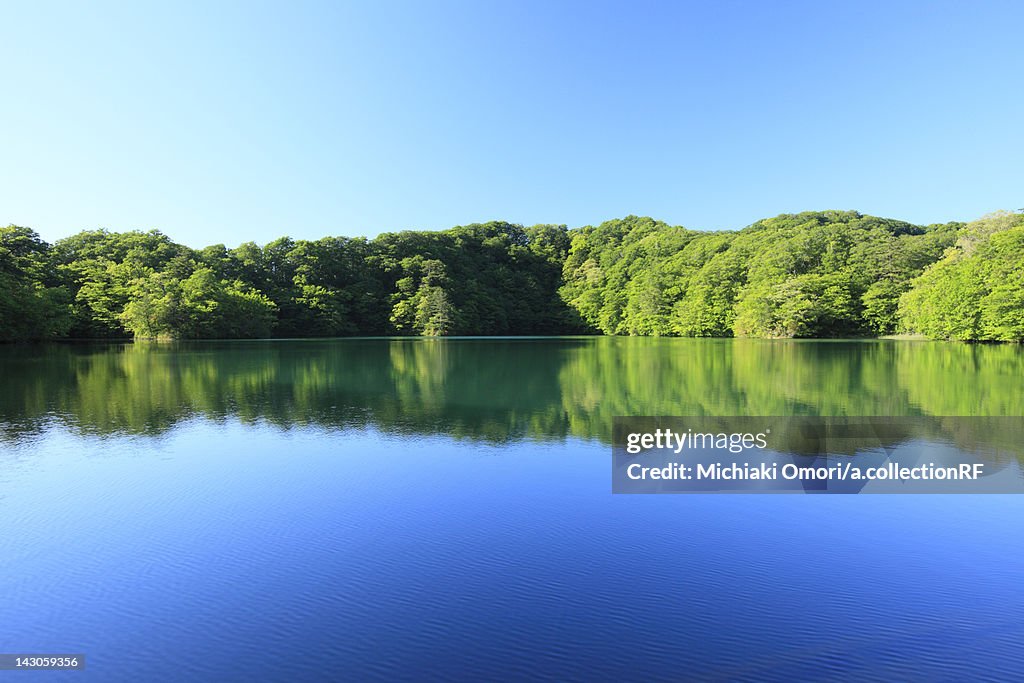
2, 210, 1022, 342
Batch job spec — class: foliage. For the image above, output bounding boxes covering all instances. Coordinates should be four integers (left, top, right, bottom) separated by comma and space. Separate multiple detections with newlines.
2, 210, 1022, 342
120, 267, 277, 339
560, 211, 961, 338
899, 212, 1024, 341
0, 226, 73, 341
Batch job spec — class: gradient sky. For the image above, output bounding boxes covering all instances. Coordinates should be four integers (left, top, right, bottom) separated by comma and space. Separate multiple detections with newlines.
2, 0, 1022, 247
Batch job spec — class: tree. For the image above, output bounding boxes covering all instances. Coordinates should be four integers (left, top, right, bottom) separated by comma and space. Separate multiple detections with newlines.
2, 209, 1021, 343
0, 226, 72, 341
121, 267, 276, 339
900, 214, 1024, 340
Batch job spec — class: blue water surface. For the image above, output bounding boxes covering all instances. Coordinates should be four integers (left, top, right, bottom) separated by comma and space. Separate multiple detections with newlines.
2, 420, 1022, 682
2, 338, 1023, 681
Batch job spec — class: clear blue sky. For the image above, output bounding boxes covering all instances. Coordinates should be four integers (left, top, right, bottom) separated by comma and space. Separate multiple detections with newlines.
2, 0, 1022, 247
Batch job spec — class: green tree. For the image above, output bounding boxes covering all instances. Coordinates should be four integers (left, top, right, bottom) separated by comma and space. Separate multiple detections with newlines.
900, 213, 1024, 340
0, 226, 72, 340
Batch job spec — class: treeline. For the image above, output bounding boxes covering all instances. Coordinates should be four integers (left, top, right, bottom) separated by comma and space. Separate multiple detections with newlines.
2, 210, 1023, 342
0, 222, 581, 341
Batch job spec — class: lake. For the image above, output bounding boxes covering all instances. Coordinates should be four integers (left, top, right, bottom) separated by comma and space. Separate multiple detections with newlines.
2, 338, 1023, 681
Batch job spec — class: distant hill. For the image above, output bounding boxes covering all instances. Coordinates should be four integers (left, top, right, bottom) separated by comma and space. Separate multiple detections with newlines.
2, 210, 1023, 342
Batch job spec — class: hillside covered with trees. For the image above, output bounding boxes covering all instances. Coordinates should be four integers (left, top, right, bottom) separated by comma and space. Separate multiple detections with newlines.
2, 210, 1022, 342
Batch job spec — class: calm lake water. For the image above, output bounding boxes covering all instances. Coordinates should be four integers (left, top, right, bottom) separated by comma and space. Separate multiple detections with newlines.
2, 338, 1023, 681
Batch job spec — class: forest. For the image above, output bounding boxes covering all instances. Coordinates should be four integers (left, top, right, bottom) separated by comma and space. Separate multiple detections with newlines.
1, 210, 1022, 342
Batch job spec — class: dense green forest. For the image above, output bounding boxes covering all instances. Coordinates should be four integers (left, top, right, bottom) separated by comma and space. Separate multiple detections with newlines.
2, 210, 1022, 342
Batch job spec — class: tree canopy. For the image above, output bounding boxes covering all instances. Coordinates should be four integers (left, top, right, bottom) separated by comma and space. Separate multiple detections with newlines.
1, 210, 1021, 342
559, 211, 960, 338
899, 211, 1024, 341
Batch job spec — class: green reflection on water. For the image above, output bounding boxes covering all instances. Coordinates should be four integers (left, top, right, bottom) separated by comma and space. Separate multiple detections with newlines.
1, 337, 1022, 444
